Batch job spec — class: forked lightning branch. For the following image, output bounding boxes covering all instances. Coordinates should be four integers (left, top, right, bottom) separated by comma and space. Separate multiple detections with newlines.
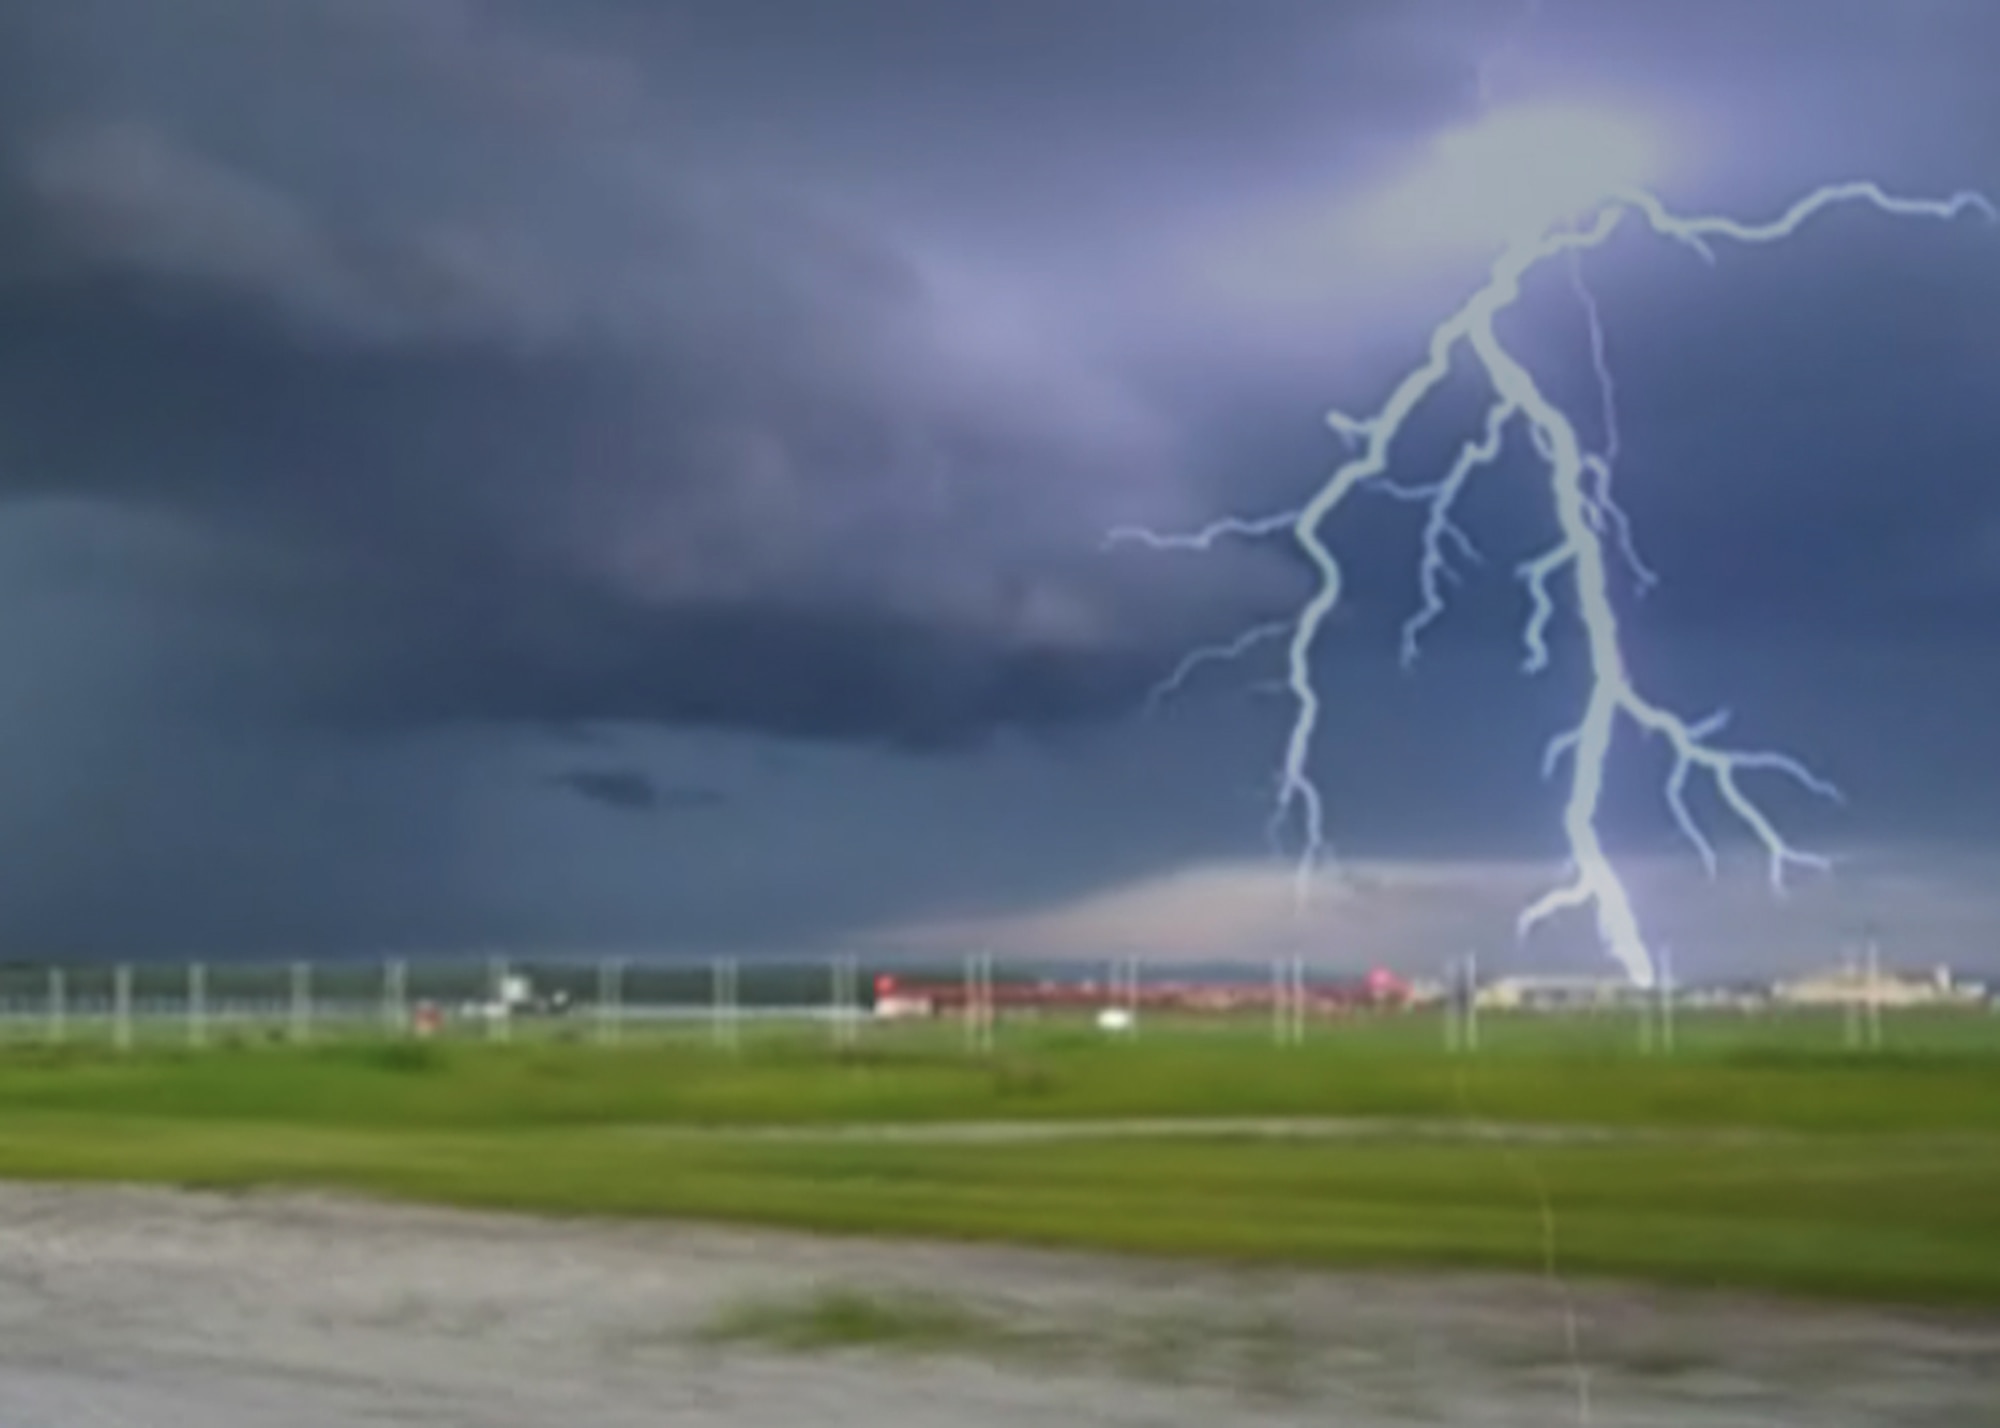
1112, 164, 1993, 989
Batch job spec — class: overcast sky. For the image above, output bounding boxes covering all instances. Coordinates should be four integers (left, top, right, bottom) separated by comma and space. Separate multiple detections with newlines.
1, 0, 1997, 977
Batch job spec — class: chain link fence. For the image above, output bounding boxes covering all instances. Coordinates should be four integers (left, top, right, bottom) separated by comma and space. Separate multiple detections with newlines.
0, 954, 1989, 1054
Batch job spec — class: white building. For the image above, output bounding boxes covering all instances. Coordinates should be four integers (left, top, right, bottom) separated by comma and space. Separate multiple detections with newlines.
1475, 975, 1645, 1012
1772, 963, 1982, 1009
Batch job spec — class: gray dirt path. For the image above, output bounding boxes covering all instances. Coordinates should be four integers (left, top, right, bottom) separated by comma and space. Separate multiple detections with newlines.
0, 1183, 1993, 1426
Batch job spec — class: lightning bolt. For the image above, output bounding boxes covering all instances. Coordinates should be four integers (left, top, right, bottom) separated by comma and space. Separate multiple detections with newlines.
1142, 619, 1294, 719
1112, 182, 1993, 987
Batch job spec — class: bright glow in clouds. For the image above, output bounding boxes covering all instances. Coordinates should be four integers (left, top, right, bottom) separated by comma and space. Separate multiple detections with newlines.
1111, 115, 1994, 987
869, 848, 2000, 974
1359, 105, 1661, 255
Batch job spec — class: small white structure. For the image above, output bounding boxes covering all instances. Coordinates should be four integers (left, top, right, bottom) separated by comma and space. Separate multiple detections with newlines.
1476, 975, 1641, 1012
468, 974, 536, 1021
1095, 1007, 1135, 1034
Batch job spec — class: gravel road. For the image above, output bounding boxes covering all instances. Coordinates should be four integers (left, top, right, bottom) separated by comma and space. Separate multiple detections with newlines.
0, 1183, 1993, 1426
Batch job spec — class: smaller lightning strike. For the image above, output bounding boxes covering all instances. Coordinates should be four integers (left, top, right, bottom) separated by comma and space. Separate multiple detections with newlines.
1111, 177, 1994, 986
1142, 620, 1293, 717
1107, 511, 1299, 552
1567, 251, 1657, 596
1378, 399, 1516, 668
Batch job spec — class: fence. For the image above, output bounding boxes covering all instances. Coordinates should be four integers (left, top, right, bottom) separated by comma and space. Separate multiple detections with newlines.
0, 957, 848, 1049
0, 954, 1988, 1056
0, 954, 1375, 1049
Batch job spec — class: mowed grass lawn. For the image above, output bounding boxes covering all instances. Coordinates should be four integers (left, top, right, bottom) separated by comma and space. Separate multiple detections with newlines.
0, 1017, 1996, 1307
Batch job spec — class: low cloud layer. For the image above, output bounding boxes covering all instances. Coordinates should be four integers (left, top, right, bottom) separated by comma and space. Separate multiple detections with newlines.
881, 845, 2000, 980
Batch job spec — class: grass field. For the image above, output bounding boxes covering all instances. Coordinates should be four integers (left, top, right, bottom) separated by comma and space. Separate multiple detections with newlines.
0, 1012, 1997, 1309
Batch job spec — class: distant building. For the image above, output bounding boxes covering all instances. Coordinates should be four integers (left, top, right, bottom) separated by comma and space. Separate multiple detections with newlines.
864, 968, 1413, 1020
1674, 980, 1772, 1012
1475, 975, 1645, 1012
1772, 963, 1984, 1009
1400, 976, 1449, 1009
871, 975, 935, 1019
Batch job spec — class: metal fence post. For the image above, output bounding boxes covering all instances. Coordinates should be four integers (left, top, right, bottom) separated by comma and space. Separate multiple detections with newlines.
1658, 945, 1677, 1056
595, 957, 621, 1046
1465, 950, 1481, 1053
1272, 957, 1288, 1047
1444, 956, 1461, 1054
1270, 956, 1302, 1047
1865, 940, 1884, 1051
828, 955, 844, 1048
47, 966, 65, 1046
711, 957, 722, 1048
1843, 950, 1862, 1051
963, 951, 995, 1054
829, 954, 860, 1049
289, 960, 311, 1044
1447, 953, 1480, 1054
188, 962, 207, 1048
964, 951, 980, 1054
711, 957, 739, 1052
384, 958, 408, 1035
489, 954, 510, 1043
985, 951, 998, 1052
852, 956, 868, 1048
113, 963, 132, 1052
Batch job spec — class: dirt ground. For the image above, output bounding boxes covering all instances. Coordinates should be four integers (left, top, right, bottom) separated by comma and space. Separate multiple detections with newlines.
0, 1183, 1993, 1426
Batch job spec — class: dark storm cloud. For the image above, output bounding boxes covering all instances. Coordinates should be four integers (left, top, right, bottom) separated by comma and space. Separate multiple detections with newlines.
8, 0, 1995, 753
3, 0, 2000, 965
0, 0, 1620, 750
552, 767, 725, 814
0, 0, 1212, 748
316, 586, 1150, 748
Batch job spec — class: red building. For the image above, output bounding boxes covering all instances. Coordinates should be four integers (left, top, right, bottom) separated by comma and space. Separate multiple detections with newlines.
870, 968, 1411, 1018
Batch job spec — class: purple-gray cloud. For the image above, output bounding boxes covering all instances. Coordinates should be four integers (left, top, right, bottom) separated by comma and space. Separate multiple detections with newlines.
0, 0, 1997, 966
